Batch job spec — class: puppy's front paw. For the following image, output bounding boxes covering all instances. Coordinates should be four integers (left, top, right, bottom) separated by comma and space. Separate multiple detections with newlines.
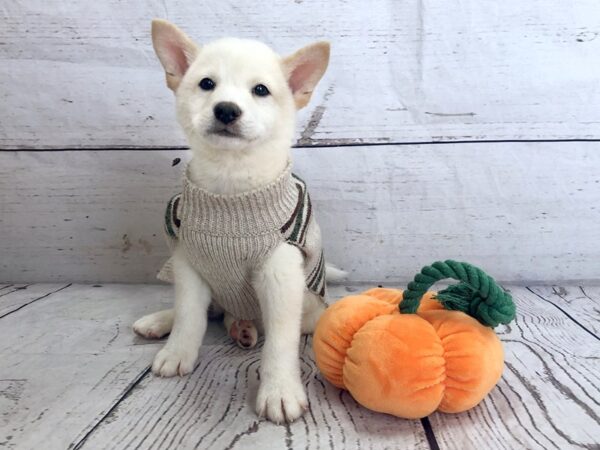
151, 345, 197, 377
256, 375, 308, 423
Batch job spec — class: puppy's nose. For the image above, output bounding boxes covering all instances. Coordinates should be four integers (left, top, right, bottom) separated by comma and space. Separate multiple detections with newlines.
214, 102, 242, 125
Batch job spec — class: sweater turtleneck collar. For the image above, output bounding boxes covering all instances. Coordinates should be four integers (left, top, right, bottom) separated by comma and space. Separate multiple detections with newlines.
180, 161, 300, 236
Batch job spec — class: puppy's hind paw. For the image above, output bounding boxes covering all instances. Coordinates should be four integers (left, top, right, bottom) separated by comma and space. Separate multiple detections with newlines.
133, 310, 173, 339
229, 319, 258, 349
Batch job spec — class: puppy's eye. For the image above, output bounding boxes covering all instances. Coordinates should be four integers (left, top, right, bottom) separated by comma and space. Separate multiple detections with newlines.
199, 78, 216, 91
253, 84, 270, 97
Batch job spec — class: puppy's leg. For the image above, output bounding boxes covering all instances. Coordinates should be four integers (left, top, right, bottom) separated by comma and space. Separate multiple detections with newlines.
224, 313, 259, 349
152, 246, 212, 377
133, 309, 174, 339
301, 291, 326, 334
253, 243, 307, 423
299, 262, 344, 334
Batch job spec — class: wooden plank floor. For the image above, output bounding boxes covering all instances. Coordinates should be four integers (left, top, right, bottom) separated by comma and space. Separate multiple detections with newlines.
0, 284, 598, 449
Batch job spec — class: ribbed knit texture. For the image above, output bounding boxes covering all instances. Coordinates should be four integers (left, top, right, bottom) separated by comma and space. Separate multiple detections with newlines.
158, 162, 326, 320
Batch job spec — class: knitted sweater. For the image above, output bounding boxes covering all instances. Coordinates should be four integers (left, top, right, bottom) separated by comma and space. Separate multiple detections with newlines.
157, 162, 326, 320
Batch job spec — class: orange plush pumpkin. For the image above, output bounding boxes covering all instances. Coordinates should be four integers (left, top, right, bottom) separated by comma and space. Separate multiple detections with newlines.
313, 260, 516, 419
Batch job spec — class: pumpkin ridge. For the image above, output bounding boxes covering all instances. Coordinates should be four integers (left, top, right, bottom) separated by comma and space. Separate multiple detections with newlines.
438, 329, 448, 411
313, 295, 397, 389
339, 302, 399, 389
397, 325, 447, 414
406, 321, 447, 398
423, 311, 481, 411
438, 382, 478, 411
342, 315, 447, 418
407, 353, 447, 396
342, 324, 404, 396
319, 336, 346, 357
420, 309, 504, 413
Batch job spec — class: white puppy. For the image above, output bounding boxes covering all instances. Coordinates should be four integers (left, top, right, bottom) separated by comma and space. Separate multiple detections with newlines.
133, 19, 332, 423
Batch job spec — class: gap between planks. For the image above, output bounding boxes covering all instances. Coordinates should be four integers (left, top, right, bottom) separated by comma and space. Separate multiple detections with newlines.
525, 287, 600, 342
3, 137, 600, 152
70, 367, 152, 450
0, 284, 72, 319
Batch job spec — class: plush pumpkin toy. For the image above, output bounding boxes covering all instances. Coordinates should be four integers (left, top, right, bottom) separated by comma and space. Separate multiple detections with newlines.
313, 260, 516, 419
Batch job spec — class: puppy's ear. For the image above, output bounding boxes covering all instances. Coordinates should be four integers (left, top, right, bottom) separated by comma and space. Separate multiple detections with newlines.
283, 42, 330, 109
151, 19, 199, 91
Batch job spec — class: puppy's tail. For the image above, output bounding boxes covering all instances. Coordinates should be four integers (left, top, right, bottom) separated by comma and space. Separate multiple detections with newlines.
325, 263, 348, 283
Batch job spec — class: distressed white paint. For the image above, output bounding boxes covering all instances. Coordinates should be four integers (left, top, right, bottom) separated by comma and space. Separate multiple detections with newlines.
529, 286, 600, 335
1, 283, 598, 449
1, 143, 599, 284
0, 284, 168, 449
1, 0, 600, 148
0, 283, 69, 317
79, 295, 431, 450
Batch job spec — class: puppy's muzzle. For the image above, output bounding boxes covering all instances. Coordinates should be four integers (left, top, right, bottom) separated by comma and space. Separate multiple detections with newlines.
214, 102, 242, 125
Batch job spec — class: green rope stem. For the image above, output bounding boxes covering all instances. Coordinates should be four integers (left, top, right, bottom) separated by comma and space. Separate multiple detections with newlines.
400, 260, 516, 328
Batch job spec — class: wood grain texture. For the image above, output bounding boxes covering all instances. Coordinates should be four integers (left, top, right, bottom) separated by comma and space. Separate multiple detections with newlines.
1, 283, 599, 449
75, 285, 430, 450
0, 284, 173, 450
0, 283, 70, 317
1, 143, 599, 284
528, 286, 600, 336
2, 0, 600, 149
77, 339, 429, 449
429, 286, 600, 450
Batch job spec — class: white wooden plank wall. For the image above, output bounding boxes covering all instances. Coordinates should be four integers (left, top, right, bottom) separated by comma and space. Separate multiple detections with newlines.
1, 0, 599, 283
1, 0, 600, 148
1, 144, 599, 283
